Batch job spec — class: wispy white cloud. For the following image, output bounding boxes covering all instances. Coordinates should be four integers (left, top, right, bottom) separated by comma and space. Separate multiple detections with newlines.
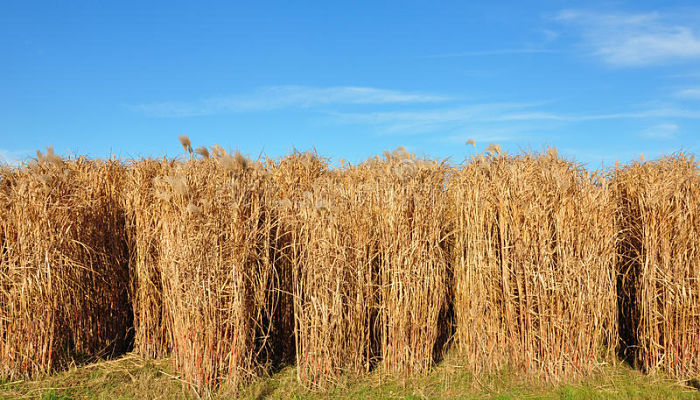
0, 149, 27, 166
498, 108, 700, 121
667, 71, 700, 79
675, 87, 700, 99
332, 103, 700, 134
540, 28, 560, 42
334, 103, 532, 124
131, 86, 450, 117
426, 48, 552, 58
331, 103, 542, 134
442, 131, 524, 145
555, 10, 700, 67
639, 123, 679, 139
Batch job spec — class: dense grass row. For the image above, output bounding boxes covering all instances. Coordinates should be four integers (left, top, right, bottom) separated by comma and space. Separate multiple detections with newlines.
0, 143, 698, 395
449, 150, 617, 379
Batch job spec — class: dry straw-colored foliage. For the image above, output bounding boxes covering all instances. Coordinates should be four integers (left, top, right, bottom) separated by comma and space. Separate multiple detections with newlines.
371, 149, 451, 377
1, 143, 698, 390
283, 170, 377, 387
122, 158, 176, 358
273, 152, 369, 387
153, 155, 286, 392
275, 148, 452, 388
449, 151, 617, 379
613, 154, 700, 378
0, 155, 132, 379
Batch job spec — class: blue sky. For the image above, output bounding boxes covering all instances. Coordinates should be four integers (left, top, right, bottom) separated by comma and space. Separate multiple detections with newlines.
3, 1, 700, 167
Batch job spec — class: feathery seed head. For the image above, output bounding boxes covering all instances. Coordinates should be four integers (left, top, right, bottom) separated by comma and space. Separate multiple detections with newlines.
219, 151, 249, 172
233, 151, 248, 171
164, 175, 189, 197
45, 146, 64, 167
186, 203, 200, 215
38, 174, 52, 186
219, 154, 236, 171
303, 190, 313, 204
155, 191, 172, 202
179, 135, 192, 153
210, 144, 226, 158
274, 198, 293, 210
194, 147, 210, 158
485, 143, 502, 156
315, 198, 330, 212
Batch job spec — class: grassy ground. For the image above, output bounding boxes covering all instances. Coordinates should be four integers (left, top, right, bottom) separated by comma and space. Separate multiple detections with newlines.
1, 354, 698, 400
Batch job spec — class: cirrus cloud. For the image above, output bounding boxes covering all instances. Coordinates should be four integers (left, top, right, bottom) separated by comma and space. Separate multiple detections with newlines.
555, 9, 700, 67
130, 85, 451, 117
639, 123, 679, 139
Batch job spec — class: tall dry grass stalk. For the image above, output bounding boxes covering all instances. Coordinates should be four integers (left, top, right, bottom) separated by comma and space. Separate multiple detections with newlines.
283, 172, 378, 387
122, 158, 176, 358
266, 151, 331, 371
370, 150, 452, 376
277, 148, 452, 387
449, 151, 617, 379
614, 154, 700, 378
272, 152, 367, 387
155, 155, 282, 392
0, 157, 132, 379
